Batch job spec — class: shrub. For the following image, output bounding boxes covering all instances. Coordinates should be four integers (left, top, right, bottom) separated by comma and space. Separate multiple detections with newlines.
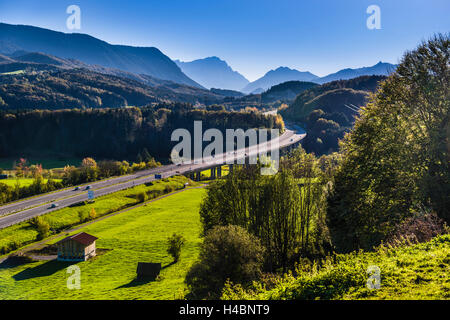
78, 211, 89, 223
185, 225, 266, 299
136, 192, 149, 203
167, 233, 186, 262
0, 240, 21, 255
30, 216, 50, 240
386, 210, 448, 245
89, 208, 97, 220
164, 185, 174, 193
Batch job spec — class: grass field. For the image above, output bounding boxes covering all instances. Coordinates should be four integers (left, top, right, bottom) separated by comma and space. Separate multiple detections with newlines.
0, 158, 82, 170
0, 176, 197, 254
0, 187, 206, 300
0, 178, 63, 187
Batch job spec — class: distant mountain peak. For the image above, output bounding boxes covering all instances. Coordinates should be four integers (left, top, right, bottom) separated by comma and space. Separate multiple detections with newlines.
205, 56, 222, 61
273, 66, 289, 71
175, 56, 249, 91
241, 66, 319, 94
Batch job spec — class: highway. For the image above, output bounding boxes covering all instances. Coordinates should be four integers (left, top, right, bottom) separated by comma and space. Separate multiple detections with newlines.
0, 128, 305, 229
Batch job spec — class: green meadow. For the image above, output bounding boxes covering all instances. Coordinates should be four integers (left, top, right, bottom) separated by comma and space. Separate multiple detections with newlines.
0, 157, 82, 170
0, 178, 63, 188
0, 176, 197, 254
0, 187, 206, 300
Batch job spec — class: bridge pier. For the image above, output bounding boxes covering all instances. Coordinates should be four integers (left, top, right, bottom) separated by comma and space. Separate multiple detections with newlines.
195, 172, 201, 181
217, 166, 222, 178
210, 167, 216, 179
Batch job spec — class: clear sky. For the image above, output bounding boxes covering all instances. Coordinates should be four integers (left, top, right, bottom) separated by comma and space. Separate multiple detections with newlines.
0, 0, 449, 81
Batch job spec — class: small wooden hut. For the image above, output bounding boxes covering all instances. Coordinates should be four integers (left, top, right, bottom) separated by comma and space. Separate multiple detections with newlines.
136, 262, 161, 280
56, 232, 98, 262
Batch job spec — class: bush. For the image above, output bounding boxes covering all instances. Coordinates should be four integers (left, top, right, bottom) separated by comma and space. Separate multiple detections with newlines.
136, 192, 149, 203
386, 210, 448, 245
185, 225, 266, 299
89, 208, 97, 220
167, 233, 186, 262
164, 185, 174, 193
30, 216, 50, 240
78, 211, 89, 223
0, 240, 21, 255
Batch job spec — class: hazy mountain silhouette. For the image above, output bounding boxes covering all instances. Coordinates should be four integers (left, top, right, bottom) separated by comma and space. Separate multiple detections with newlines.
241, 67, 319, 93
175, 56, 249, 91
317, 62, 397, 84
0, 23, 202, 88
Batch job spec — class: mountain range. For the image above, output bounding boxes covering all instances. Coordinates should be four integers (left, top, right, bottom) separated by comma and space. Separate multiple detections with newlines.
0, 52, 225, 109
239, 62, 396, 93
0, 23, 202, 88
0, 22, 398, 104
173, 56, 396, 92
175, 57, 249, 91
316, 61, 397, 84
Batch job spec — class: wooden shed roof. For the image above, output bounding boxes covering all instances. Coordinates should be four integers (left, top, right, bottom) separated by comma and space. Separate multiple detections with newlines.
57, 232, 98, 246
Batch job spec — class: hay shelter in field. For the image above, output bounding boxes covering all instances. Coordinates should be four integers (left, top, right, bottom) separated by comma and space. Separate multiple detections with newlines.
56, 232, 98, 262
136, 262, 161, 280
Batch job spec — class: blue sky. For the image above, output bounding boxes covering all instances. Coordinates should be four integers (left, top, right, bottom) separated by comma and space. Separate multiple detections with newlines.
0, 0, 449, 81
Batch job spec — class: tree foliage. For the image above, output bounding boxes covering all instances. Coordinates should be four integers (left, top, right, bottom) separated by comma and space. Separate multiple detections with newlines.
0, 104, 282, 160
327, 34, 450, 252
199, 147, 329, 271
185, 225, 265, 299
166, 233, 186, 263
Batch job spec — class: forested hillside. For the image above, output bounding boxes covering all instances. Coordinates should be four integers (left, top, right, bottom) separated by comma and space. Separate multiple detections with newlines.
0, 104, 283, 161
261, 81, 318, 103
0, 69, 225, 110
280, 75, 386, 155
242, 67, 319, 94
0, 23, 201, 87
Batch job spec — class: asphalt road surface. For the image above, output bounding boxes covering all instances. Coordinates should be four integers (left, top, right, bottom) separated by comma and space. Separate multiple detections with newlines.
0, 128, 305, 229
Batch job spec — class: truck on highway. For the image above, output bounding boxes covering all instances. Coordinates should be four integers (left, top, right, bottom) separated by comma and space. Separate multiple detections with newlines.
155, 174, 162, 179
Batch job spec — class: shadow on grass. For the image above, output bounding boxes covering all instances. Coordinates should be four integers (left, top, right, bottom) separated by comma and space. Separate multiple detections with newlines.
115, 277, 155, 289
12, 260, 74, 281
161, 260, 176, 270
0, 256, 35, 270
115, 261, 176, 289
